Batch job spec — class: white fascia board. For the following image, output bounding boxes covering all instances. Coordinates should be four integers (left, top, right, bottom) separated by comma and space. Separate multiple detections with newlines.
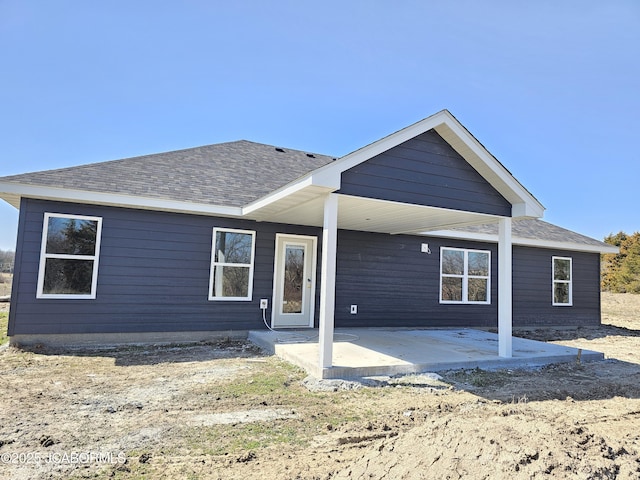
314, 110, 455, 180
434, 116, 545, 219
421, 229, 619, 254
0, 182, 243, 217
422, 230, 499, 243
511, 237, 619, 254
242, 169, 340, 216
242, 176, 315, 215
512, 202, 544, 219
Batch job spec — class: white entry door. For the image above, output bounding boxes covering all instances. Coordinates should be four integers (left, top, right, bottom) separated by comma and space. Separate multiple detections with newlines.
272, 234, 317, 328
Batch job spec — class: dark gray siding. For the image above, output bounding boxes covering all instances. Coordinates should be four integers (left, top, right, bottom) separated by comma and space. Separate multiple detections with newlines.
513, 246, 601, 326
9, 199, 601, 337
338, 130, 512, 217
9, 199, 321, 336
334, 230, 499, 328
332, 231, 601, 328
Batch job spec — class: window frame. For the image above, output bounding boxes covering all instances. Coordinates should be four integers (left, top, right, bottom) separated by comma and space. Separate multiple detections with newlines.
552, 256, 573, 306
439, 247, 491, 305
208, 227, 256, 301
36, 212, 103, 299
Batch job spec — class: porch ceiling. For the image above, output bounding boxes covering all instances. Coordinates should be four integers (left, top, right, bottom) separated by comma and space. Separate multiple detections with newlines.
245, 190, 501, 234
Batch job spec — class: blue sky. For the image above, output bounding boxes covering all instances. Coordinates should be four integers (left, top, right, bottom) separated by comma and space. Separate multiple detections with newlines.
0, 1, 638, 251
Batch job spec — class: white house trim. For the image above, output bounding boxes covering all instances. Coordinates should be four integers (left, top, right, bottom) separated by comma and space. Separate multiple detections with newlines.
432, 115, 544, 219
318, 193, 338, 370
498, 218, 513, 358
37, 212, 103, 299
0, 182, 243, 218
271, 233, 318, 328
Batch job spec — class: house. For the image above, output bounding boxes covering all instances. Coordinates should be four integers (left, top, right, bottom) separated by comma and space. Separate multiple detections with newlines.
0, 110, 617, 371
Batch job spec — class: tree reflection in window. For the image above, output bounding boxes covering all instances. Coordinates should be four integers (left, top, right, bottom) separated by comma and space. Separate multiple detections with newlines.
210, 229, 255, 300
552, 257, 572, 306
38, 214, 102, 297
440, 248, 490, 304
282, 245, 304, 313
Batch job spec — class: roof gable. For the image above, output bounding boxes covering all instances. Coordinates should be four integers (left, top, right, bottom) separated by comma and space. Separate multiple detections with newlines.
281, 110, 544, 219
337, 129, 512, 216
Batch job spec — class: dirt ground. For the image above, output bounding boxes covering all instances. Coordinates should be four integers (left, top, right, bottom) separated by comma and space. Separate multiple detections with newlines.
2, 293, 640, 479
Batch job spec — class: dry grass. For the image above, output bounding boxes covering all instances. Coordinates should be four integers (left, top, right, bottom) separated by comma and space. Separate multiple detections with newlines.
0, 293, 639, 479
601, 291, 640, 328
0, 311, 7, 345
0, 273, 11, 297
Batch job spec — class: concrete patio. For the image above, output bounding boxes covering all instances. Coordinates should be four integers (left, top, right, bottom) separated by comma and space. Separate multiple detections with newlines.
248, 328, 604, 379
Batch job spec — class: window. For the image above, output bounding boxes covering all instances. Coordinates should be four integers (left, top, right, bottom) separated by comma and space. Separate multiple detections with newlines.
440, 247, 490, 304
552, 256, 572, 306
209, 228, 256, 300
37, 213, 103, 299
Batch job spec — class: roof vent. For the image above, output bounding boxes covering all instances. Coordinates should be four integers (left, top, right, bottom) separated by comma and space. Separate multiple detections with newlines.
306, 153, 316, 158
275, 147, 286, 153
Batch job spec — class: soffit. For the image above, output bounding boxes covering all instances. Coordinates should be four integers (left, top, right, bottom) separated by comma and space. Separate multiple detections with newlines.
245, 191, 500, 234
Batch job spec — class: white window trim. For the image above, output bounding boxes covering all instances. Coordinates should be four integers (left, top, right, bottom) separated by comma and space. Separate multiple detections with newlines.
439, 247, 491, 305
37, 212, 103, 299
552, 256, 573, 306
208, 227, 256, 301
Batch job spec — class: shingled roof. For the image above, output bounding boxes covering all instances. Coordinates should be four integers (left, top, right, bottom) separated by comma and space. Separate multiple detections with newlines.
425, 218, 616, 253
0, 123, 615, 254
460, 219, 610, 248
0, 140, 335, 207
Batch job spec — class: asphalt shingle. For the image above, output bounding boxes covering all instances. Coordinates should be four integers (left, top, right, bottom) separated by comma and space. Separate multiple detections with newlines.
450, 219, 610, 248
0, 140, 335, 207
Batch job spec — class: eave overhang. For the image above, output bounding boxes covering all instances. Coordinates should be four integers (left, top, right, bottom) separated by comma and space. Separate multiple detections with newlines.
422, 229, 619, 254
0, 182, 243, 218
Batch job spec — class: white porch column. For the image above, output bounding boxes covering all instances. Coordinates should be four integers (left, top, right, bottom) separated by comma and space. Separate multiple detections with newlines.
319, 193, 338, 369
498, 217, 513, 357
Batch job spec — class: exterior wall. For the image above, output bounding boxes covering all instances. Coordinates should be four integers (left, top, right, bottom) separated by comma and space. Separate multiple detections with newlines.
8, 199, 602, 340
512, 246, 601, 326
333, 231, 601, 329
338, 129, 512, 217
333, 230, 499, 328
8, 198, 321, 336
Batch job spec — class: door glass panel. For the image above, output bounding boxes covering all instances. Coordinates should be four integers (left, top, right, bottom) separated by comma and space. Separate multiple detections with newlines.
283, 245, 304, 314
